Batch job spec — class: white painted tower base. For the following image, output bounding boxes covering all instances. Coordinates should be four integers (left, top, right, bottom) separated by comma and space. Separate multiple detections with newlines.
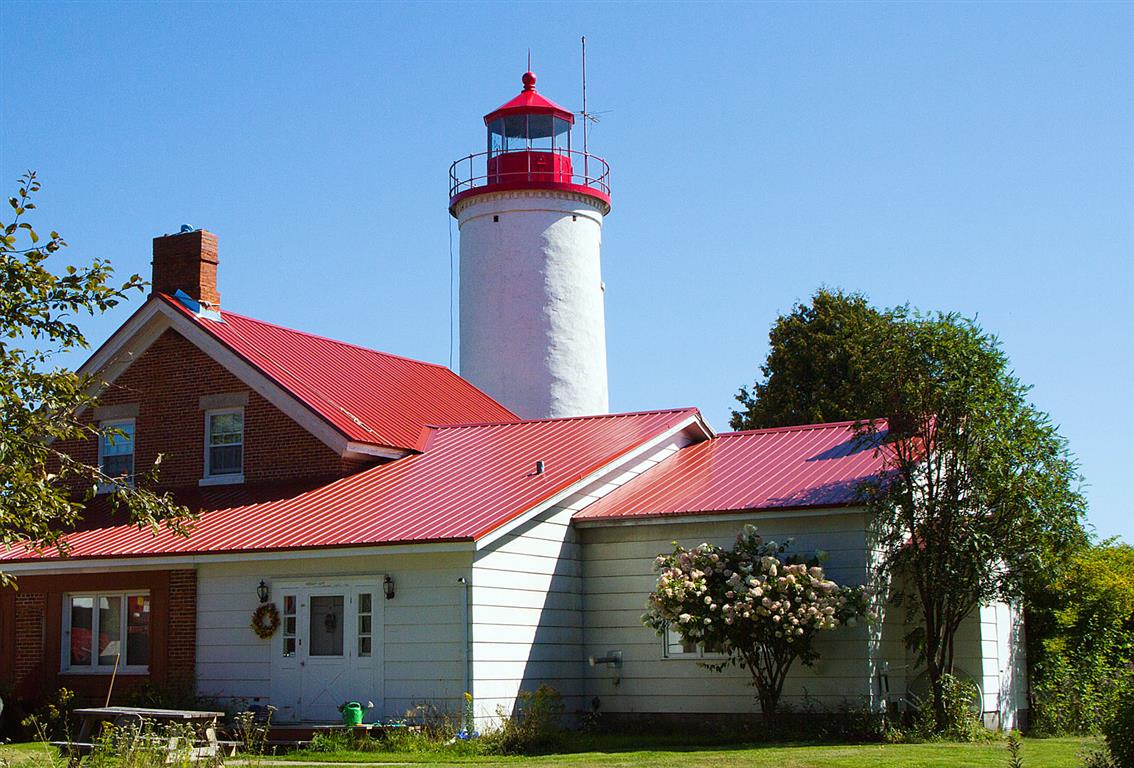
456, 189, 609, 420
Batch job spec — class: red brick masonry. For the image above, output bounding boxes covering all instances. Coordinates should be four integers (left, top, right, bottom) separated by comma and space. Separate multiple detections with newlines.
1, 569, 197, 703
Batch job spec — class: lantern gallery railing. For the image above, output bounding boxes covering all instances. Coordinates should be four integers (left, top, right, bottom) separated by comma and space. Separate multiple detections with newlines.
448, 148, 611, 200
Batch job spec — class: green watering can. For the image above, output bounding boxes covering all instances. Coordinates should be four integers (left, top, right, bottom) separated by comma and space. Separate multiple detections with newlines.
340, 701, 364, 726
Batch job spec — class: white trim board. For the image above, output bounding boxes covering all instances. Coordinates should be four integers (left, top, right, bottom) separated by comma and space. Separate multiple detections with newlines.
0, 540, 476, 575
474, 414, 713, 551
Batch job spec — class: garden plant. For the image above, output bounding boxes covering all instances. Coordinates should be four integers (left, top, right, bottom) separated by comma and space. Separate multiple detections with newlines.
645, 525, 868, 725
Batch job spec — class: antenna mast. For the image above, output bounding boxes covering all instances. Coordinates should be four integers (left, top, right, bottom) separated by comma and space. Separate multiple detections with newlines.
581, 36, 589, 156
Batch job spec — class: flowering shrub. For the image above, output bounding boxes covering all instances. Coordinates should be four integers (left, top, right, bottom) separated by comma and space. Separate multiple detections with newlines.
644, 525, 869, 722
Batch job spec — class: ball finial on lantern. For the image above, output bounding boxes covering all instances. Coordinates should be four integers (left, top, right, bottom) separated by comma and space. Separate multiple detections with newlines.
522, 71, 537, 90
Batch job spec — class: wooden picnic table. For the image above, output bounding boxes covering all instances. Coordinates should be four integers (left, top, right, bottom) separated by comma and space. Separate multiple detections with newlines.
56, 706, 226, 765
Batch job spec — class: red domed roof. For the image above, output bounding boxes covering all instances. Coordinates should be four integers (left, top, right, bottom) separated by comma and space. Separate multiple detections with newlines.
483, 71, 574, 125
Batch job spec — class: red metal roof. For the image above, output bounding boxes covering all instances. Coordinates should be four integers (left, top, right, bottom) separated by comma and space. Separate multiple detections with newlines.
484, 71, 574, 124
574, 420, 889, 522
2, 409, 699, 562
161, 295, 517, 451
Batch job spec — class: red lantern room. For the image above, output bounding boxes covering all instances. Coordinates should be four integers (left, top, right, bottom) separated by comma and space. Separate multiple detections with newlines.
449, 71, 611, 214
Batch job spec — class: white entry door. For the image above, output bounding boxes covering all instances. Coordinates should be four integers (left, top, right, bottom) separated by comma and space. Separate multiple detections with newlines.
270, 579, 382, 722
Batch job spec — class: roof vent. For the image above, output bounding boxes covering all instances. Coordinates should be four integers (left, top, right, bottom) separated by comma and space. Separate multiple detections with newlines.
535, 460, 545, 475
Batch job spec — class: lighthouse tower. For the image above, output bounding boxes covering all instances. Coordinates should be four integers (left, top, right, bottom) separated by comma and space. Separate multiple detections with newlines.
449, 70, 612, 420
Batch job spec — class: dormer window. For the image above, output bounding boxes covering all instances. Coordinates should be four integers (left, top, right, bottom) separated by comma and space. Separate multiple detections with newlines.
98, 419, 135, 488
203, 408, 243, 484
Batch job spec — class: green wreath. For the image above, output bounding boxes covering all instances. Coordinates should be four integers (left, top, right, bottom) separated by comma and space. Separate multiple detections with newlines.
251, 602, 281, 639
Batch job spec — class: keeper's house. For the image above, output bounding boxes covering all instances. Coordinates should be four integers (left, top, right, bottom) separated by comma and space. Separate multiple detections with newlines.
1, 70, 1026, 730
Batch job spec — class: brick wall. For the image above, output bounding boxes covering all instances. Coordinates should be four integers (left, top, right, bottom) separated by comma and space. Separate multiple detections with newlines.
2, 569, 200, 703
14, 592, 46, 691
168, 569, 197, 681
58, 328, 365, 489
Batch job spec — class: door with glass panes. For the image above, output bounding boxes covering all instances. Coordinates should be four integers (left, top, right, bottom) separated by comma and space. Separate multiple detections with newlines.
271, 579, 381, 722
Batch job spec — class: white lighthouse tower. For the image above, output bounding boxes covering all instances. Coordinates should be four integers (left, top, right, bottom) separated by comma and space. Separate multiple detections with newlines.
449, 70, 612, 420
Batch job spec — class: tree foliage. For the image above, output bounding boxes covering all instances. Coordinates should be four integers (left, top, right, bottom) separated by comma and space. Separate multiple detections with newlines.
730, 289, 1087, 733
852, 307, 1086, 730
731, 289, 886, 430
1029, 542, 1134, 734
1, 172, 190, 579
644, 526, 868, 723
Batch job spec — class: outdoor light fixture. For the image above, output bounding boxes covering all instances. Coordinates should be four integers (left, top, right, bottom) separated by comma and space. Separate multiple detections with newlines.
256, 580, 270, 604
383, 575, 395, 600
588, 651, 623, 686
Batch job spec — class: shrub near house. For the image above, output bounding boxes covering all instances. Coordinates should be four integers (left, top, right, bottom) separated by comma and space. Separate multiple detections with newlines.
645, 526, 868, 724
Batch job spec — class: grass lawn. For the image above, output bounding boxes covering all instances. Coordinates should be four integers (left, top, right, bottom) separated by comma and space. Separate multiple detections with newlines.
257, 736, 1096, 767
1, 737, 1097, 767
0, 741, 66, 766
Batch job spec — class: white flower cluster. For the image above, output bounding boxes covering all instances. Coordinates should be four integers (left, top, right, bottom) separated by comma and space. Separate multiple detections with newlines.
646, 528, 867, 653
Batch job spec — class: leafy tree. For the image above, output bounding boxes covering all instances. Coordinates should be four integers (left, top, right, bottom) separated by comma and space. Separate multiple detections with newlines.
731, 289, 887, 430
1029, 541, 1134, 734
1, 171, 190, 580
644, 526, 868, 725
853, 308, 1086, 731
732, 291, 1087, 733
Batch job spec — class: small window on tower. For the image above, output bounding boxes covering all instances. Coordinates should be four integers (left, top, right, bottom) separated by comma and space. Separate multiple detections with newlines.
488, 119, 505, 156
553, 117, 571, 153
503, 115, 527, 152
528, 114, 553, 150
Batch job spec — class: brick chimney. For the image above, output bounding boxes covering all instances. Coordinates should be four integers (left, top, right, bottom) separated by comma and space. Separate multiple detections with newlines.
151, 229, 220, 306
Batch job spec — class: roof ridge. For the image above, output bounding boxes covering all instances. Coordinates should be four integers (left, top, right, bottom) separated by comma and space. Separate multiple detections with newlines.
716, 418, 883, 437
429, 407, 700, 431
162, 295, 453, 372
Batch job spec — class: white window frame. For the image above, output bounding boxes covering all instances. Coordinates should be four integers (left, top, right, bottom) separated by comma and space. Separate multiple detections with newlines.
96, 418, 135, 492
201, 407, 244, 485
662, 624, 728, 660
61, 590, 151, 674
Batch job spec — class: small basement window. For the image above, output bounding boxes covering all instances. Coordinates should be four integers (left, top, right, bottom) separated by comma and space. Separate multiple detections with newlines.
98, 419, 135, 490
203, 408, 244, 484
63, 592, 150, 673
662, 624, 727, 659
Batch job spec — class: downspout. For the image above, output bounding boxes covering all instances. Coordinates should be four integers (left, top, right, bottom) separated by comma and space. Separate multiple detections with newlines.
457, 576, 472, 721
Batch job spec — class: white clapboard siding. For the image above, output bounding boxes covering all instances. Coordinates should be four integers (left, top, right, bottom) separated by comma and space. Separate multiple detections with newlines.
973, 600, 1026, 730
467, 436, 697, 724
195, 550, 472, 720
579, 511, 879, 714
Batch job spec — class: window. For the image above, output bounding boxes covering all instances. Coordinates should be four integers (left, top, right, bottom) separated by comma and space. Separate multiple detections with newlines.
309, 595, 344, 657
98, 419, 135, 487
282, 594, 297, 657
662, 624, 726, 659
204, 408, 243, 482
63, 592, 150, 673
357, 592, 372, 658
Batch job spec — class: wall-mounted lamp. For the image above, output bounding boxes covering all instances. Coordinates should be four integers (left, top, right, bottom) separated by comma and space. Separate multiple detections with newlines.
588, 650, 623, 686
383, 575, 395, 601
256, 580, 270, 604
588, 651, 622, 668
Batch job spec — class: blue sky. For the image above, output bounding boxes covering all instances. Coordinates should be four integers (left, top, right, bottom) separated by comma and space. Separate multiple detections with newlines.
2, 2, 1131, 542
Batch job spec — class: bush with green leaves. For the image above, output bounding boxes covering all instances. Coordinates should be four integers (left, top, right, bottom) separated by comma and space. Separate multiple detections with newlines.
1030, 543, 1134, 735
1103, 675, 1134, 768
481, 684, 565, 755
19, 686, 75, 742
886, 674, 990, 743
645, 526, 869, 725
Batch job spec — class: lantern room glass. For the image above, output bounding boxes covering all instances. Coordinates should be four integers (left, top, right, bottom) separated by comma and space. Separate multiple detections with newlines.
488, 115, 572, 158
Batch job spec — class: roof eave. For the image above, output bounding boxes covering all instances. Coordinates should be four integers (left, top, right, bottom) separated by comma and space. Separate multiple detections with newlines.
572, 502, 867, 528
